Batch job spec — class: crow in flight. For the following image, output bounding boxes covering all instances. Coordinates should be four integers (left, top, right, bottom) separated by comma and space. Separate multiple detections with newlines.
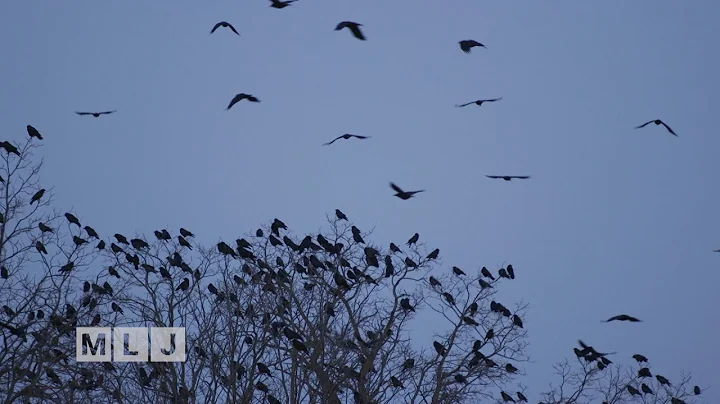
604, 314, 642, 323
211, 21, 239, 36
323, 134, 370, 146
486, 175, 530, 181
335, 21, 366, 40
269, 0, 296, 9
390, 182, 424, 200
635, 119, 677, 137
459, 40, 485, 53
227, 93, 260, 110
455, 97, 503, 108
75, 110, 116, 117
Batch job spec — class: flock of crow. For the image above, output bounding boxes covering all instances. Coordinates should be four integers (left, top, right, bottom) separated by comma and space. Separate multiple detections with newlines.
0, 2, 708, 403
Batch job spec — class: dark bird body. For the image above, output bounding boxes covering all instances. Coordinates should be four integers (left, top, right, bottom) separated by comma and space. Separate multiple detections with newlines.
486, 175, 530, 181
27, 125, 43, 140
75, 110, 116, 117
455, 97, 502, 108
269, 0, 296, 9
335, 21, 366, 40
30, 189, 45, 205
211, 21, 239, 35
635, 119, 677, 137
390, 182, 424, 200
323, 133, 370, 146
604, 314, 642, 323
459, 40, 485, 53
227, 93, 260, 110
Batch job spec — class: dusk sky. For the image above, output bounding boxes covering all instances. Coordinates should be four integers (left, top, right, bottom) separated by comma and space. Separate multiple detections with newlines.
1, 0, 718, 401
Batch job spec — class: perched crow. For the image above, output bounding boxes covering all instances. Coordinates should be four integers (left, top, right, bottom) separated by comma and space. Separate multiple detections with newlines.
211, 21, 239, 35
27, 125, 43, 140
75, 110, 116, 117
335, 21, 366, 40
459, 40, 485, 53
30, 189, 45, 205
455, 97, 502, 108
323, 133, 370, 146
227, 93, 260, 110
635, 119, 677, 137
486, 175, 530, 181
390, 182, 424, 200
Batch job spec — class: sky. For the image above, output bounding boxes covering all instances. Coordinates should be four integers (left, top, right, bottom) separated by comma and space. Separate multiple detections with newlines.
1, 0, 719, 401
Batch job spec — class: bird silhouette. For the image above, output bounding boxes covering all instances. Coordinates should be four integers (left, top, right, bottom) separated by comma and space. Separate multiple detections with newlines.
210, 21, 239, 35
459, 40, 485, 53
390, 182, 425, 200
227, 93, 260, 110
269, 0, 296, 9
335, 21, 366, 40
486, 175, 531, 181
323, 133, 370, 146
26, 125, 43, 140
604, 314, 642, 323
635, 119, 677, 137
75, 110, 116, 117
455, 97, 502, 108
30, 189, 45, 205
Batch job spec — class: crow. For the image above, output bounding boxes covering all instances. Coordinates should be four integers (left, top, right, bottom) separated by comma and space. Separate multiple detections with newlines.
323, 133, 370, 146
459, 40, 485, 53
269, 0, 296, 9
390, 182, 424, 200
486, 175, 530, 181
27, 125, 43, 140
30, 189, 45, 205
455, 97, 502, 108
635, 119, 677, 137
604, 314, 642, 323
75, 110, 116, 117
227, 93, 260, 110
335, 21, 366, 40
211, 21, 239, 35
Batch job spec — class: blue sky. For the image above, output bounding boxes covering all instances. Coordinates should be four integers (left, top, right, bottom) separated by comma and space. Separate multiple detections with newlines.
2, 0, 718, 401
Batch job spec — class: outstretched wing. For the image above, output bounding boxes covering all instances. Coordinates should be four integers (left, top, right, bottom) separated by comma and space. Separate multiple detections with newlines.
455, 102, 473, 108
713, 249, 720, 252
485, 175, 501, 179
350, 25, 366, 40
75, 112, 92, 115
226, 94, 245, 110
99, 110, 117, 115
634, 120, 653, 129
322, 135, 343, 146
350, 135, 370, 139
211, 22, 223, 33
483, 97, 503, 103
389, 182, 405, 194
228, 24, 240, 36
511, 176, 530, 179
660, 121, 677, 136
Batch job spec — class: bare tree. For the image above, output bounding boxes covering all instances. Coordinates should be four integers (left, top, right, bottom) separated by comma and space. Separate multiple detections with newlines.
0, 138, 101, 403
539, 344, 705, 404
77, 213, 530, 404
0, 140, 707, 404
